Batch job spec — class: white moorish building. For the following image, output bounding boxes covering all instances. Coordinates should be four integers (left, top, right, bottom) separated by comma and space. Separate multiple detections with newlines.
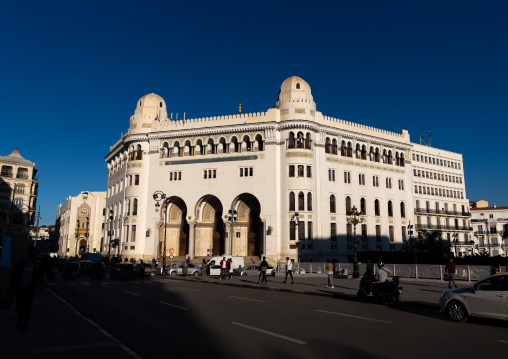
470, 200, 508, 257
55, 191, 106, 257
103, 76, 471, 263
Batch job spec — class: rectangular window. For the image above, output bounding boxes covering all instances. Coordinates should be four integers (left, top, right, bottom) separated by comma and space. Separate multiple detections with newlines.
203, 169, 217, 179
240, 167, 253, 177
389, 225, 394, 242
299, 221, 305, 241
298, 165, 304, 177
306, 166, 312, 178
346, 223, 352, 241
307, 221, 313, 240
328, 169, 335, 182
131, 225, 137, 242
330, 223, 337, 241
169, 171, 182, 181
373, 176, 379, 187
362, 224, 367, 241
398, 179, 404, 190
359, 174, 365, 185
386, 178, 392, 189
289, 165, 295, 177
344, 171, 351, 183
290, 221, 296, 241
134, 175, 139, 185
376, 225, 381, 242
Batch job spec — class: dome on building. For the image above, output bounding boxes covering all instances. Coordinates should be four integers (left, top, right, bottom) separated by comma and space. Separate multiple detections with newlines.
136, 93, 166, 111
275, 76, 316, 110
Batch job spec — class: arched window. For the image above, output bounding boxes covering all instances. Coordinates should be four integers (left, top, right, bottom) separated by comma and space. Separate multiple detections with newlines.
255, 134, 264, 151
387, 150, 393, 165
341, 141, 346, 156
383, 149, 387, 163
369, 147, 375, 161
305, 133, 312, 150
375, 199, 380, 216
184, 140, 192, 156
289, 192, 295, 211
230, 136, 239, 153
395, 152, 400, 166
347, 142, 353, 157
400, 202, 406, 218
400, 153, 405, 167
375, 148, 380, 162
288, 132, 295, 149
307, 192, 312, 211
173, 141, 181, 157
207, 138, 215, 155
135, 145, 142, 160
242, 135, 251, 152
298, 192, 305, 211
361, 198, 366, 215
361, 145, 367, 160
195, 139, 203, 155
346, 196, 352, 213
388, 201, 393, 217
218, 138, 226, 154
297, 132, 304, 149
133, 198, 138, 216
332, 139, 338, 155
296, 82, 301, 89
330, 195, 336, 213
126, 199, 131, 216
356, 144, 361, 159
325, 138, 331, 154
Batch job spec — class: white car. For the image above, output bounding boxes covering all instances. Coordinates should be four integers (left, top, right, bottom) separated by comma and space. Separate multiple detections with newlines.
439, 273, 508, 322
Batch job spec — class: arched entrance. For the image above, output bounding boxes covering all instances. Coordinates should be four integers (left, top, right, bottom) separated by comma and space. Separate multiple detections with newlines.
195, 195, 223, 257
233, 193, 262, 257
78, 239, 87, 255
160, 197, 188, 258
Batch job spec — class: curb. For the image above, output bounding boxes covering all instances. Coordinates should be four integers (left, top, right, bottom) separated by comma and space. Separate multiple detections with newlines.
160, 276, 440, 309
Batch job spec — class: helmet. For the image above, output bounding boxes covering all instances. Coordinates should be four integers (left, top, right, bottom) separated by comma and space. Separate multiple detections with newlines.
377, 260, 384, 268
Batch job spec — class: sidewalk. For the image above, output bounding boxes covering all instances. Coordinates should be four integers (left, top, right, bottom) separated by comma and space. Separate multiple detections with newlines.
165, 273, 464, 308
0, 276, 136, 359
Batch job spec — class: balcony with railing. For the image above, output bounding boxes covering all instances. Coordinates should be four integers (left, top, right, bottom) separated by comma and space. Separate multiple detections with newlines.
415, 208, 471, 217
415, 223, 472, 231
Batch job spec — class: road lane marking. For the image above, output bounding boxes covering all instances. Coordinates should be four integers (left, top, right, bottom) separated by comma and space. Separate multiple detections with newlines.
122, 290, 140, 297
316, 310, 394, 324
231, 322, 307, 344
229, 296, 267, 303
176, 287, 198, 292
499, 340, 508, 344
158, 301, 189, 311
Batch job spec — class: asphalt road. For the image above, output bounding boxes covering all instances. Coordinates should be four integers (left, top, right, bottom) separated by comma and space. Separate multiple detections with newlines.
50, 276, 508, 359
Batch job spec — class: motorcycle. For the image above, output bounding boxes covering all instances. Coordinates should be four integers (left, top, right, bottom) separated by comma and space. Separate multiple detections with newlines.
357, 274, 403, 305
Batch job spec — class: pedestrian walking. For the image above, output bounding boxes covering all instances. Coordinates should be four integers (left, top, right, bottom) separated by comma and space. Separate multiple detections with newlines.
445, 258, 457, 288
325, 259, 334, 288
220, 257, 227, 280
8, 247, 44, 331
258, 257, 268, 284
283, 257, 294, 284
227, 258, 233, 279
237, 265, 243, 279
139, 260, 145, 279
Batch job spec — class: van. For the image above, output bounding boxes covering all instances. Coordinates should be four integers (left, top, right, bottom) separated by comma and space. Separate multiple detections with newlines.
207, 256, 245, 275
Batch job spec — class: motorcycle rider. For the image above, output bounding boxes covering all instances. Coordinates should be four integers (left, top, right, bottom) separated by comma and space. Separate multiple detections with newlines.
375, 260, 392, 283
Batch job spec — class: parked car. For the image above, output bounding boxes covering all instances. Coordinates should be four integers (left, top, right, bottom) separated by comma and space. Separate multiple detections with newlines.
238, 265, 276, 277
78, 260, 93, 275
133, 263, 159, 277
165, 263, 202, 277
110, 263, 137, 279
439, 273, 508, 322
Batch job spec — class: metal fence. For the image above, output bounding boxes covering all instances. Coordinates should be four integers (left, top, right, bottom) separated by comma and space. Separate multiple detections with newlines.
277, 262, 504, 282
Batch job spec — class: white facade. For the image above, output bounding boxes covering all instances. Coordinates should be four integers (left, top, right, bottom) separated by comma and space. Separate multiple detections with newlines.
103, 76, 470, 263
470, 201, 508, 257
55, 191, 106, 257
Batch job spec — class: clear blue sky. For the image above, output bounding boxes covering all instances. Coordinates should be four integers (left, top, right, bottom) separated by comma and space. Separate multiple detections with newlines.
1, 1, 507, 226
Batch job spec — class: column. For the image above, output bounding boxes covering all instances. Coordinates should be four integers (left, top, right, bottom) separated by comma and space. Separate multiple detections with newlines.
187, 220, 196, 260
224, 221, 231, 255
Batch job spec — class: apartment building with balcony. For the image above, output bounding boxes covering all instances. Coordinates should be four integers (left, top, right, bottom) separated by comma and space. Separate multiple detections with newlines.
470, 200, 508, 257
411, 144, 472, 256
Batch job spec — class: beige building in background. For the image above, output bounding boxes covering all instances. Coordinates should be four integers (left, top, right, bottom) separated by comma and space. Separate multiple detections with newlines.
470, 200, 508, 257
55, 191, 106, 257
0, 148, 38, 258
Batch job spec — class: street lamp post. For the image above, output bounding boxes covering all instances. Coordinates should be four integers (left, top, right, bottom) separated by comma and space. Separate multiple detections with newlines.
346, 206, 363, 278
290, 212, 300, 255
408, 222, 416, 265
153, 190, 167, 274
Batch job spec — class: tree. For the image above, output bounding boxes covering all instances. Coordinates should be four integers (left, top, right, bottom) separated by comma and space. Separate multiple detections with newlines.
415, 230, 448, 256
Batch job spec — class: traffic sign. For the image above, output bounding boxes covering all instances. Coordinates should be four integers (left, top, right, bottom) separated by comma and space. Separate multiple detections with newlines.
169, 248, 175, 255
169, 254, 174, 259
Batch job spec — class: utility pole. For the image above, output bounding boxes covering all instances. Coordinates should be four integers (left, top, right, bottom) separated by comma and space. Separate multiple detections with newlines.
33, 205, 41, 247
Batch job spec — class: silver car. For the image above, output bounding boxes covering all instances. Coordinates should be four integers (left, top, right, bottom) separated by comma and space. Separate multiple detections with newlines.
238, 265, 276, 277
439, 273, 508, 322
165, 263, 202, 277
